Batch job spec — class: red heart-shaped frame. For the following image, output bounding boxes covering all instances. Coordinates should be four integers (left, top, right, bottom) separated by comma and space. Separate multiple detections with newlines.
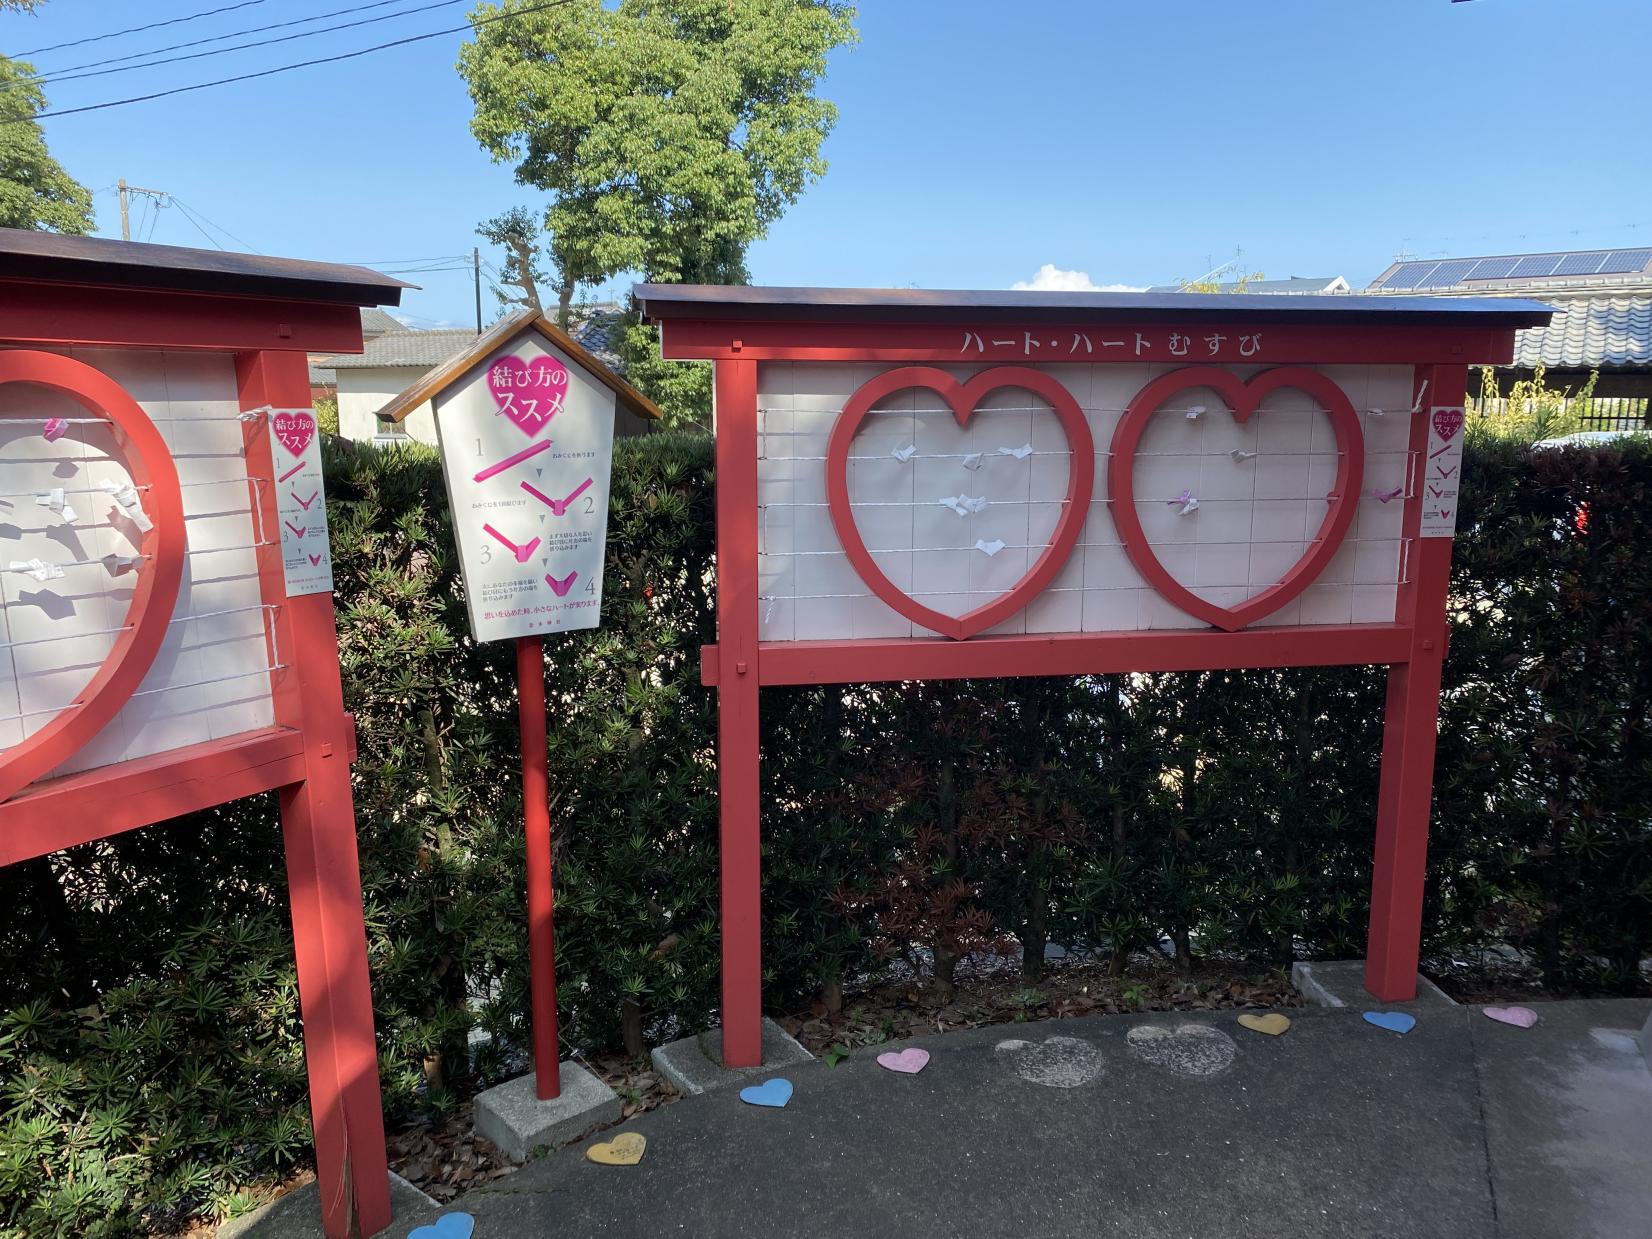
826, 366, 1095, 641
1108, 366, 1364, 632
0, 351, 185, 802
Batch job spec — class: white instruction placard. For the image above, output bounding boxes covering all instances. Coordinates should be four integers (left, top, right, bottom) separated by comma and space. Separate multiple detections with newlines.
266, 407, 334, 595
433, 335, 616, 643
1419, 406, 1466, 538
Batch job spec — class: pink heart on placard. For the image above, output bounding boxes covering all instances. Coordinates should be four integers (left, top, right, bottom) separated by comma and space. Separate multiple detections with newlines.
1482, 1006, 1538, 1029
1432, 406, 1464, 442
876, 1048, 930, 1075
488, 354, 569, 436
273, 410, 316, 457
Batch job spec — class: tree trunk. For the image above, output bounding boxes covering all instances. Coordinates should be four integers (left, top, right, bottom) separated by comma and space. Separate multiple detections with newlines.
1171, 925, 1193, 973
820, 975, 843, 1019
1020, 863, 1048, 982
557, 278, 574, 330
621, 999, 646, 1059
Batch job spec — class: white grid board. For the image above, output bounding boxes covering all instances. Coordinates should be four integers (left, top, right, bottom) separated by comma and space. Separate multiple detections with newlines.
754, 362, 1414, 641
0, 347, 276, 779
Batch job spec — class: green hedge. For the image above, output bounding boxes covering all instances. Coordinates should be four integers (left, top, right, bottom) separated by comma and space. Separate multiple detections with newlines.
2, 430, 1649, 1235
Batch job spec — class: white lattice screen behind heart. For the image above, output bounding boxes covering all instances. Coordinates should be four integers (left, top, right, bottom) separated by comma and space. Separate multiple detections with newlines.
755, 362, 1415, 641
0, 349, 274, 777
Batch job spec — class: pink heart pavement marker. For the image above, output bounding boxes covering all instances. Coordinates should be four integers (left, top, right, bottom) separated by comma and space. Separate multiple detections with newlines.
272, 410, 316, 456
876, 1048, 930, 1074
1482, 1006, 1538, 1029
488, 354, 569, 436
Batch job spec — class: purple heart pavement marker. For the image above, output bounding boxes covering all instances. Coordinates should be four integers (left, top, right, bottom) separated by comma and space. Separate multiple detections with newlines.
876, 1048, 930, 1074
1482, 1006, 1539, 1029
407, 1213, 475, 1239
739, 1077, 793, 1108
1363, 1011, 1416, 1035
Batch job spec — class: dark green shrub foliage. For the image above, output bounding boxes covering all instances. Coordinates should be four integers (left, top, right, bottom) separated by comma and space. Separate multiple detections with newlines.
2, 432, 1649, 1235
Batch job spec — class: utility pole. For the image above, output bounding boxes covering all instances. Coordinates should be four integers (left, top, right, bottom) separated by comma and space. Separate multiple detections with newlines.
116, 178, 168, 242
473, 247, 483, 333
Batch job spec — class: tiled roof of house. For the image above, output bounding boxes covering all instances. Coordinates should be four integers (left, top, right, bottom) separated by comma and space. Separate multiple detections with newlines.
570, 309, 625, 372
1513, 296, 1652, 370
360, 307, 407, 338
321, 328, 480, 369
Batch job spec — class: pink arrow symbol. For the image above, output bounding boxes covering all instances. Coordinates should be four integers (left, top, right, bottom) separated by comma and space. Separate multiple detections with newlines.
473, 438, 552, 483
1437, 464, 1458, 479
284, 520, 307, 538
1429, 484, 1445, 497
308, 553, 323, 566
521, 476, 594, 516
277, 461, 305, 483
292, 489, 319, 510
483, 523, 541, 563
545, 569, 578, 597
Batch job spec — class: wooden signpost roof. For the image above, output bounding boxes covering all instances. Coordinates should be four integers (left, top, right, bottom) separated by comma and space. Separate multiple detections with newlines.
376, 308, 662, 424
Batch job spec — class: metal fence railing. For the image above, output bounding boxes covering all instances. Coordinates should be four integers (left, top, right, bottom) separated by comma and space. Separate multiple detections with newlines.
1469, 396, 1650, 432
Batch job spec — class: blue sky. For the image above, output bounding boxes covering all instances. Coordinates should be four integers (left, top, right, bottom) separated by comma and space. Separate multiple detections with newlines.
5, 0, 1650, 327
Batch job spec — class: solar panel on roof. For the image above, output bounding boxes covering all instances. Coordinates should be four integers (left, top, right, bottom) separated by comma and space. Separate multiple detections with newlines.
1379, 262, 1436, 289
1465, 257, 1518, 280
1554, 252, 1610, 276
1421, 259, 1475, 286
1602, 248, 1652, 273
1511, 255, 1564, 278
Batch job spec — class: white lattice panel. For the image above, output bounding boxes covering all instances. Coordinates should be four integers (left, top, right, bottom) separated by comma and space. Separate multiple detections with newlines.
753, 362, 1414, 641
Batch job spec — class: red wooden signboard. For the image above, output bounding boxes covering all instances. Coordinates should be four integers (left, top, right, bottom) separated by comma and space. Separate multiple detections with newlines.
0, 230, 406, 1239
637, 283, 1552, 1069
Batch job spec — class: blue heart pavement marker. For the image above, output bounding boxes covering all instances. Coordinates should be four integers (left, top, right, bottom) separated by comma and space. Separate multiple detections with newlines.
1363, 1011, 1417, 1035
407, 1213, 475, 1239
739, 1077, 794, 1108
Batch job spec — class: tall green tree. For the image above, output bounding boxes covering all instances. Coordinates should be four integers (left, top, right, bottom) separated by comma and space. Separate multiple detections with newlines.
458, 0, 857, 319
0, 52, 95, 234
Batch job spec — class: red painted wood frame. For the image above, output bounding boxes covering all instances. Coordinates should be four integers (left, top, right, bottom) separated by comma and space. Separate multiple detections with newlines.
0, 298, 391, 1239
671, 317, 1494, 1069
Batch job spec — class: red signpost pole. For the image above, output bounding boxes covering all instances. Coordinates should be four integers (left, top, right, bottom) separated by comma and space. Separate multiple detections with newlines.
516, 634, 562, 1099
1365, 364, 1465, 1002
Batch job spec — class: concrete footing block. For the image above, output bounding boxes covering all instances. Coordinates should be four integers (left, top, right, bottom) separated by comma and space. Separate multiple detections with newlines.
473, 1062, 621, 1163
217, 1171, 434, 1239
650, 1017, 815, 1096
1292, 959, 1457, 1010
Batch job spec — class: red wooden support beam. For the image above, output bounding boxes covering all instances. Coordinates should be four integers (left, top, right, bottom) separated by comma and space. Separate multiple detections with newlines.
517, 635, 562, 1100
1365, 364, 1465, 1002
714, 358, 764, 1069
236, 350, 392, 1239
700, 624, 1416, 688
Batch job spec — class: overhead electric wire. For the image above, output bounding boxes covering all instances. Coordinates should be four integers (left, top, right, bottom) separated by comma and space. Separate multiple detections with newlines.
7, 0, 577, 124
9, 1, 270, 58
14, 0, 427, 81
13, 0, 470, 92
170, 196, 260, 253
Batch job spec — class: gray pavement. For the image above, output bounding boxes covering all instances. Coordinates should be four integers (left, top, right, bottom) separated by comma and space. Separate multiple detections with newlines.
373, 999, 1651, 1239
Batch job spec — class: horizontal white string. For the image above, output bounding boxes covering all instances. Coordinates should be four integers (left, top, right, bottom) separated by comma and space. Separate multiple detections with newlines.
0, 662, 287, 727
0, 602, 280, 652
764, 448, 1354, 463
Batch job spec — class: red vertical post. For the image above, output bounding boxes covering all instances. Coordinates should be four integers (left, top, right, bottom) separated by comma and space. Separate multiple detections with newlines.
517, 634, 562, 1098
236, 351, 392, 1239
1365, 363, 1465, 1002
715, 358, 764, 1067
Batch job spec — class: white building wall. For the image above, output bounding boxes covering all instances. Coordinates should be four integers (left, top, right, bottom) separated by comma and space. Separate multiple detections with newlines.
335, 366, 439, 446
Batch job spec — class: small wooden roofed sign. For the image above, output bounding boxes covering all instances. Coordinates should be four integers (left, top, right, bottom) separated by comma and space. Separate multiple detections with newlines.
375, 307, 662, 429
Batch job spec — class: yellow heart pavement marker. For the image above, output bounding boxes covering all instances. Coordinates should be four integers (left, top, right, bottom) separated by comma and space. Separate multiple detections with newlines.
586, 1132, 646, 1165
1236, 1013, 1291, 1037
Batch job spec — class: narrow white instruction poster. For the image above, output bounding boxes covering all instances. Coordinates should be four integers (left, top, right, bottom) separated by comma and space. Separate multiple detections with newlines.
1419, 406, 1466, 539
266, 407, 334, 595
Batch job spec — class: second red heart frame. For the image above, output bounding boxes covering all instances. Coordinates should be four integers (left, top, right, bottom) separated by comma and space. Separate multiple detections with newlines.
1108, 365, 1366, 632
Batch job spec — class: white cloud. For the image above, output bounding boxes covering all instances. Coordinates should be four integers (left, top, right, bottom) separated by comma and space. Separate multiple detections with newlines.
1011, 263, 1144, 293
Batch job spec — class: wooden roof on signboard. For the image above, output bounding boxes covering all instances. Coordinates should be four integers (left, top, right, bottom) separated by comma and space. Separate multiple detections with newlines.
634, 283, 1555, 329
377, 309, 661, 423
0, 228, 408, 305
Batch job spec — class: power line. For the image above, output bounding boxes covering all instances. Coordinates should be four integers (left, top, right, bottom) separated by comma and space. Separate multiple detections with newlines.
15, 0, 469, 92
11, 1, 270, 58
19, 0, 425, 81
170, 196, 261, 253
7, 0, 577, 124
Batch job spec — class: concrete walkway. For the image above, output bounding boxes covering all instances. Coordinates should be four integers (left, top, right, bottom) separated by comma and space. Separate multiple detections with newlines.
372, 999, 1650, 1239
